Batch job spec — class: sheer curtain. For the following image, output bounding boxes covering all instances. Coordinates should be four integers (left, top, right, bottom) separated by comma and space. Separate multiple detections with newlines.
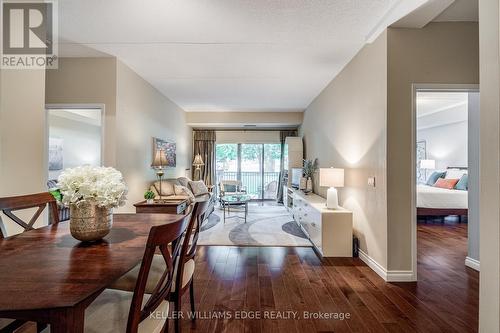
276, 130, 298, 203
192, 130, 216, 185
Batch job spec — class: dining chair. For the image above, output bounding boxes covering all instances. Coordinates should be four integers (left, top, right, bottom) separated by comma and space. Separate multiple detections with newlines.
40, 207, 192, 333
110, 200, 208, 333
0, 192, 60, 238
0, 192, 60, 333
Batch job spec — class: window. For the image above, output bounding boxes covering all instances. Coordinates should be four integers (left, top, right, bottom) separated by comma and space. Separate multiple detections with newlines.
216, 143, 281, 200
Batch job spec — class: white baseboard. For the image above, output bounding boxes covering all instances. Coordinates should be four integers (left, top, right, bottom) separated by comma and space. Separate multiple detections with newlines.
358, 249, 416, 282
465, 257, 480, 271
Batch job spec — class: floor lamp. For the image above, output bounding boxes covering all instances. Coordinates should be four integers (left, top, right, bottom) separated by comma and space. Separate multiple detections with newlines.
192, 154, 205, 181
152, 149, 168, 202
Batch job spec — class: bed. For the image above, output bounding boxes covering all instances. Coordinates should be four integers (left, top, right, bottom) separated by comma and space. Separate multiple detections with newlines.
417, 167, 468, 218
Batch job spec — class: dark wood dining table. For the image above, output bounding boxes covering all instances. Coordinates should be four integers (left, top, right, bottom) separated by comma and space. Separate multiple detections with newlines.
0, 213, 184, 333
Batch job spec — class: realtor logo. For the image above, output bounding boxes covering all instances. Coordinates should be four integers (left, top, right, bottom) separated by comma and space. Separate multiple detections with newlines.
1, 0, 58, 69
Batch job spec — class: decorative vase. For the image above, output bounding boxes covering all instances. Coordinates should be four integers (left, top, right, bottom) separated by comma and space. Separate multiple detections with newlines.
299, 177, 307, 190
306, 177, 313, 192
70, 202, 113, 242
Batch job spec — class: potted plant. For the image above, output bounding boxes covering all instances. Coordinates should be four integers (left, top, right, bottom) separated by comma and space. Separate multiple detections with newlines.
303, 158, 319, 192
144, 190, 155, 204
58, 166, 127, 242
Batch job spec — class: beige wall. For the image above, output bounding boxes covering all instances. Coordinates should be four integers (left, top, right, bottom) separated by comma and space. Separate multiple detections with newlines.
46, 58, 191, 212
301, 31, 388, 268
0, 69, 47, 235
387, 22, 479, 271
45, 57, 117, 166
216, 130, 280, 144
187, 111, 303, 128
115, 60, 191, 212
478, 0, 500, 330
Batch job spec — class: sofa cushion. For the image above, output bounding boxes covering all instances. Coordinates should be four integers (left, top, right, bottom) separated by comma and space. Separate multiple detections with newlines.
189, 180, 209, 196
195, 193, 211, 202
174, 185, 195, 202
153, 180, 178, 196
177, 177, 191, 188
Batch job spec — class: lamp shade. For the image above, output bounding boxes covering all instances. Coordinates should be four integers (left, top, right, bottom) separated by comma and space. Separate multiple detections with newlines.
319, 168, 344, 188
152, 149, 168, 168
192, 154, 205, 167
420, 159, 435, 169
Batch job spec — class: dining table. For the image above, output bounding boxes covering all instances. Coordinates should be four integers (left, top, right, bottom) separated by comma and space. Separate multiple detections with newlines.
0, 213, 184, 333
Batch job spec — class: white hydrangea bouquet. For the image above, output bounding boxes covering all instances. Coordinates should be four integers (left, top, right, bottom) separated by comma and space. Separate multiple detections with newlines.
58, 166, 127, 242
58, 166, 128, 208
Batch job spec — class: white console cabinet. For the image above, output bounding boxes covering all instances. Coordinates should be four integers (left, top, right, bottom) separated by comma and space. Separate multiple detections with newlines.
292, 190, 353, 257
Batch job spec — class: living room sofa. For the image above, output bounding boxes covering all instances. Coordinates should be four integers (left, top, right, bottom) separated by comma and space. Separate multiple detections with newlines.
150, 177, 215, 219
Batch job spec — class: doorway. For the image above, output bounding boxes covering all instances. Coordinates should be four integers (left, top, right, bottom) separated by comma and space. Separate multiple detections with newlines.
46, 106, 104, 183
412, 85, 480, 280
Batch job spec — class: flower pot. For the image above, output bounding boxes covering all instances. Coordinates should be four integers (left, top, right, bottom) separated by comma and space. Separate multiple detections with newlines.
70, 202, 113, 242
146, 199, 154, 204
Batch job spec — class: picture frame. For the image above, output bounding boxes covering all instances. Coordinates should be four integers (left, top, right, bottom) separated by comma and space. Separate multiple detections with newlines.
416, 140, 426, 183
152, 137, 176, 167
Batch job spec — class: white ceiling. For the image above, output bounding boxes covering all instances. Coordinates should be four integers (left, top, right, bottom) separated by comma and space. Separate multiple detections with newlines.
58, 0, 451, 113
416, 92, 468, 129
417, 91, 468, 116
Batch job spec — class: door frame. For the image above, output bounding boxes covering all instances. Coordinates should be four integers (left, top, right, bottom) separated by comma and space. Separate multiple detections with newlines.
411, 83, 479, 280
45, 104, 106, 180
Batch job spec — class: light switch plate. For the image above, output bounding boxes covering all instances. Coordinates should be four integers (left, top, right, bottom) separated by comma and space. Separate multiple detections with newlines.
368, 177, 376, 187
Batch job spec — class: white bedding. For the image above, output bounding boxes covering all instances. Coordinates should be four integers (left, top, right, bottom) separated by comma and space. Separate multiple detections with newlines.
417, 185, 468, 209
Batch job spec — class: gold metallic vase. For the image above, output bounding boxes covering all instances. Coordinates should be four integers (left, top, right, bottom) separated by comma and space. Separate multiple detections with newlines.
70, 202, 113, 242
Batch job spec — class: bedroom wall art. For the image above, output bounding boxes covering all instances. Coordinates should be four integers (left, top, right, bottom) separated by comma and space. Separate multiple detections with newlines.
416, 140, 426, 183
49, 137, 64, 171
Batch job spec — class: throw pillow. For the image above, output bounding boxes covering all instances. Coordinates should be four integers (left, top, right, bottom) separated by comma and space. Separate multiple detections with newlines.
223, 184, 237, 192
455, 174, 468, 191
154, 180, 175, 196
445, 169, 467, 179
434, 178, 459, 190
426, 171, 446, 186
177, 177, 191, 188
174, 185, 195, 202
189, 180, 209, 197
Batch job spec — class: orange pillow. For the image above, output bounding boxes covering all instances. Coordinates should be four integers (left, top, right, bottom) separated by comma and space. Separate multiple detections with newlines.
434, 178, 459, 189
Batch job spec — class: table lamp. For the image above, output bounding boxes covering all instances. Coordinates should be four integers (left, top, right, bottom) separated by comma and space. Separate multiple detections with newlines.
151, 149, 168, 202
192, 154, 205, 180
319, 168, 344, 209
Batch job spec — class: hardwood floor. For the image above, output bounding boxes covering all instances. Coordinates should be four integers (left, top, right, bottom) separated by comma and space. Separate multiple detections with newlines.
176, 221, 478, 332
14, 219, 478, 332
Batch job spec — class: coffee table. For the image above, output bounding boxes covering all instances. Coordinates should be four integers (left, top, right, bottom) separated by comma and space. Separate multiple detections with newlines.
220, 194, 251, 223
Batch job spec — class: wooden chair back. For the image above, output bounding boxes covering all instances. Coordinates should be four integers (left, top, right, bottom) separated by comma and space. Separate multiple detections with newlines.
126, 206, 194, 333
0, 192, 60, 238
185, 200, 210, 261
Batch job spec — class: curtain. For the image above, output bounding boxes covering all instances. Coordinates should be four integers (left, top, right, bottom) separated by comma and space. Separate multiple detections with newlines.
276, 129, 298, 203
192, 130, 216, 186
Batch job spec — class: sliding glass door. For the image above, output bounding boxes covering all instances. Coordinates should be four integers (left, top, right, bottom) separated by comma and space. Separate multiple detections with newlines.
216, 143, 281, 200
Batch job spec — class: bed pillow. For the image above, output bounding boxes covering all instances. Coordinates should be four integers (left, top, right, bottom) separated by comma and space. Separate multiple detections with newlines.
455, 174, 468, 191
445, 169, 467, 179
434, 178, 459, 190
426, 171, 446, 186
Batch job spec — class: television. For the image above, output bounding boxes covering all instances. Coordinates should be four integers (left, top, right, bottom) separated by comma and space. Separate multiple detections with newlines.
291, 168, 303, 189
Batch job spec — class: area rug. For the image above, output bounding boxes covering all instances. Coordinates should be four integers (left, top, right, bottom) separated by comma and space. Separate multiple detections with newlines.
198, 202, 312, 247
